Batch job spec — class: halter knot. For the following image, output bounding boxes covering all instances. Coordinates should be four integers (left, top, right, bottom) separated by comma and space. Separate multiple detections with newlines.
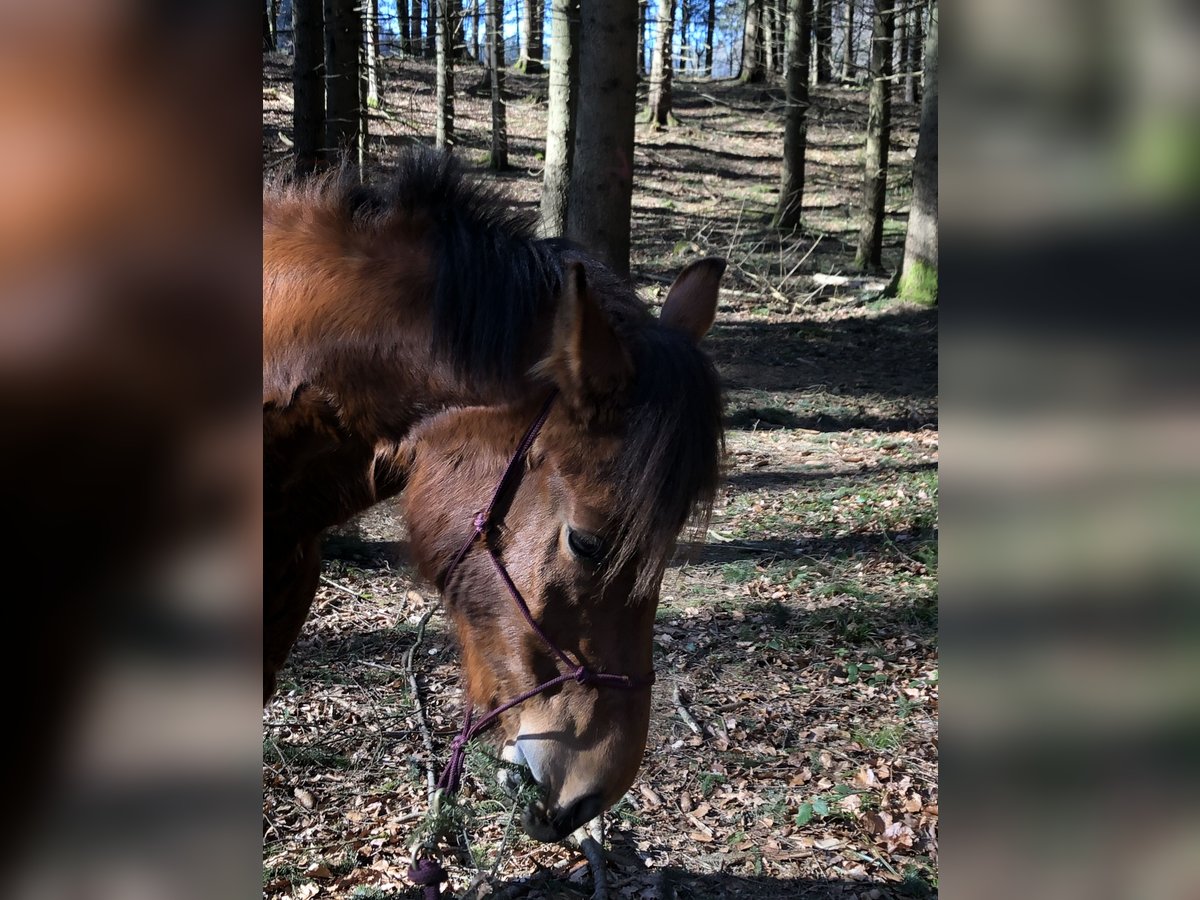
573, 666, 592, 684
472, 510, 489, 535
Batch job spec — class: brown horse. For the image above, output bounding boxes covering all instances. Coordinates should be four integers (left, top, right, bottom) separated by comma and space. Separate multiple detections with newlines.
264, 149, 725, 841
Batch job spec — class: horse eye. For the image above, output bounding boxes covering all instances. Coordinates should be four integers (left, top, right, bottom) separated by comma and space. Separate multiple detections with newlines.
567, 528, 606, 562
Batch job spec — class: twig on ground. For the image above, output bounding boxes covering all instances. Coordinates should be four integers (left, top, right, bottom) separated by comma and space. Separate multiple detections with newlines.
672, 684, 706, 738
573, 817, 610, 900
402, 604, 440, 797
318, 575, 371, 601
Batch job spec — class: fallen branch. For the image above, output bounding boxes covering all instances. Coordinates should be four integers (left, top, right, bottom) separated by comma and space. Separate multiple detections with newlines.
318, 575, 370, 601
672, 684, 705, 738
402, 604, 440, 797
573, 817, 610, 900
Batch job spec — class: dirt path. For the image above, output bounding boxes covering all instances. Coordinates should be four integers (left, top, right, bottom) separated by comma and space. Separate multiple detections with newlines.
264, 58, 938, 900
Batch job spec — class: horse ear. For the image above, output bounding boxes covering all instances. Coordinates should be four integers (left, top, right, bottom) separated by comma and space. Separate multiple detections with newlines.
541, 261, 633, 422
660, 257, 726, 342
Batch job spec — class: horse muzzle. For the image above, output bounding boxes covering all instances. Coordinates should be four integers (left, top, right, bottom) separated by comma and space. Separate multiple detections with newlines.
521, 791, 604, 843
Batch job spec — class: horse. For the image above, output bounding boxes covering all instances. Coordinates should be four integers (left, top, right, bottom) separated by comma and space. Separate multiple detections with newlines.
264, 149, 725, 842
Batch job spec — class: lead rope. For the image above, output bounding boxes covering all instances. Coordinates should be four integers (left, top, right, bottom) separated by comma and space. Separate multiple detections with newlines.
406, 391, 653, 898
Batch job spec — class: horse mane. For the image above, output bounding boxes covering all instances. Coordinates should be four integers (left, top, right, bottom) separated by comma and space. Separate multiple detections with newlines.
271, 147, 724, 598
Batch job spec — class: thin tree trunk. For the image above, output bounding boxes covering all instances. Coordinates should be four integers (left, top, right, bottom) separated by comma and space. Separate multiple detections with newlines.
264, 0, 277, 51
366, 0, 380, 106
473, 0, 482, 61
410, 0, 422, 56
740, 0, 764, 83
894, 4, 906, 97
680, 0, 691, 74
487, 0, 508, 168
896, 1, 935, 302
567, 0, 638, 276
813, 0, 832, 82
426, 0, 436, 57
763, 1, 776, 74
853, 0, 893, 270
705, 0, 716, 75
905, 0, 923, 104
523, 0, 545, 73
293, 0, 324, 177
540, 0, 580, 236
773, 0, 810, 229
325, 0, 363, 172
638, 0, 648, 77
646, 0, 675, 125
436, 0, 455, 147
399, 0, 410, 56
840, 0, 853, 80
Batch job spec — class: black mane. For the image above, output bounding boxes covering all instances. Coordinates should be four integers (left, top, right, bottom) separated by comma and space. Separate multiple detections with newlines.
345, 148, 724, 596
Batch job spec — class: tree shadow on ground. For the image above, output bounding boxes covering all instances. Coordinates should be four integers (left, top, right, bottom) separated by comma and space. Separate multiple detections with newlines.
673, 527, 936, 570
709, 306, 937, 402
724, 460, 937, 491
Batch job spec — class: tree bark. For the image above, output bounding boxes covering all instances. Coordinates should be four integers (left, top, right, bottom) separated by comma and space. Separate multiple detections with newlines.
763, 0, 776, 75
853, 0, 893, 270
487, 0, 508, 168
292, 0, 324, 177
813, 0, 832, 82
740, 0, 764, 82
567, 0, 638, 276
366, 0, 380, 107
896, 1, 936, 302
773, 0, 810, 229
436, 0, 455, 147
905, 0, 923, 104
540, 0, 580, 236
705, 0, 716, 75
646, 0, 675, 126
680, 0, 691, 74
839, 0, 854, 80
894, 4, 906, 96
325, 0, 363, 173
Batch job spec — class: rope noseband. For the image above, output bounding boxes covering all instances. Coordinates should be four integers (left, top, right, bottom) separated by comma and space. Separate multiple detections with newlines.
436, 390, 654, 795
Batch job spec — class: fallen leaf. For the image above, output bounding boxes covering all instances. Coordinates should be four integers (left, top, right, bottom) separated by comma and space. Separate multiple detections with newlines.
294, 788, 315, 809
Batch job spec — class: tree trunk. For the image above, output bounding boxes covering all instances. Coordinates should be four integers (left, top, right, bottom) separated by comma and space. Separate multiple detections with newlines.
840, 0, 853, 80
894, 4, 906, 96
740, 0, 764, 83
540, 0, 580, 236
905, 0, 923, 104
426, 0, 436, 57
896, 1, 935, 302
399, 0, 410, 56
813, 0, 832, 82
410, 0, 422, 56
293, 0, 324, 177
680, 0, 690, 74
516, 0, 545, 73
853, 0, 893, 271
436, 0, 455, 146
763, 1, 776, 74
646, 0, 675, 126
638, 0, 648, 76
487, 0, 508, 168
473, 0, 482, 61
264, 0, 277, 51
325, 0, 363, 173
773, 0, 810, 229
705, 0, 716, 75
567, 0, 638, 276
366, 0, 380, 107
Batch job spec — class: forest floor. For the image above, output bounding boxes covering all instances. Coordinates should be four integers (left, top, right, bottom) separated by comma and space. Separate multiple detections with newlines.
263, 58, 938, 900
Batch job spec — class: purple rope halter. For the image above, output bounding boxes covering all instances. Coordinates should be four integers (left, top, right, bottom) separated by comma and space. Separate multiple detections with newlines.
434, 390, 655, 796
